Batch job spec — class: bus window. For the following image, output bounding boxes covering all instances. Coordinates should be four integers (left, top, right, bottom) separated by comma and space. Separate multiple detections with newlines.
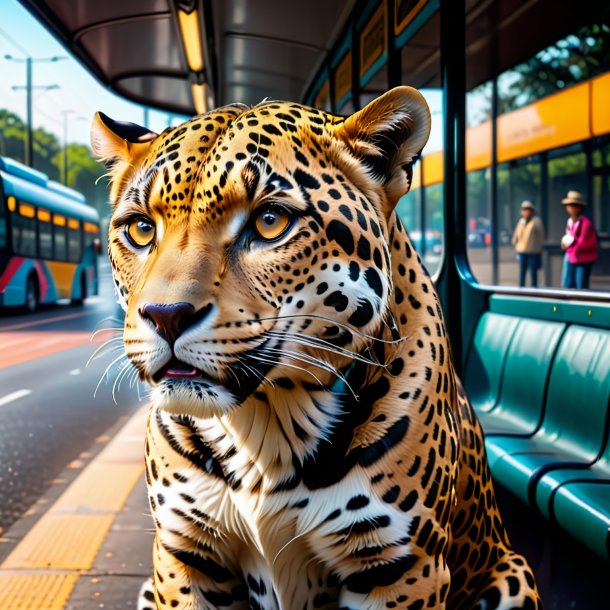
38, 208, 53, 259
0, 196, 7, 249
12, 202, 37, 257
53, 214, 67, 260
67, 218, 82, 263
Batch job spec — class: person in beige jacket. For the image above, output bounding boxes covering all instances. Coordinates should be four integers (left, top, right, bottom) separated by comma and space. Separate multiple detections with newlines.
512, 200, 545, 287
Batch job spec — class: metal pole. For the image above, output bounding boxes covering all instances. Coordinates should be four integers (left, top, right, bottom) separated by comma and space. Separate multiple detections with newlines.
490, 77, 499, 285
26, 56, 32, 166
439, 0, 466, 370
63, 112, 68, 184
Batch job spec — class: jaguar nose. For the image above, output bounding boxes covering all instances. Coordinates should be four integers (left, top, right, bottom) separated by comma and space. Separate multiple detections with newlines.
139, 302, 196, 344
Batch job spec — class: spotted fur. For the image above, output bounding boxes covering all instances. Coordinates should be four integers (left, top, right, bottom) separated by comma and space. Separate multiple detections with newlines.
92, 87, 542, 610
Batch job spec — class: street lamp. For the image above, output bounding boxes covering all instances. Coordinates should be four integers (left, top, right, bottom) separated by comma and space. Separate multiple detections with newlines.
6, 54, 67, 167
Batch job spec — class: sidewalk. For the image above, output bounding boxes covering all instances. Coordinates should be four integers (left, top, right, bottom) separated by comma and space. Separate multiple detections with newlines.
0, 406, 153, 610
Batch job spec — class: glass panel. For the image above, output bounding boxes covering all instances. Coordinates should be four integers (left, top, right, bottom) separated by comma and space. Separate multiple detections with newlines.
399, 9, 443, 276
0, 197, 6, 249
39, 220, 53, 259
67, 228, 82, 263
466, 82, 492, 282
497, 159, 542, 287
466, 2, 610, 290
359, 65, 388, 107
11, 210, 37, 257
54, 225, 67, 261
396, 161, 422, 243
466, 168, 492, 282
424, 182, 443, 273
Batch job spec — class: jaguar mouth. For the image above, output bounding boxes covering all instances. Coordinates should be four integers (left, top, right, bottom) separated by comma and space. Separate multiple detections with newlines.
153, 357, 205, 383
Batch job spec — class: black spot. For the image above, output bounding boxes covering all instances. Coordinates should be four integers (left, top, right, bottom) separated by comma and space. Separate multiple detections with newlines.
357, 236, 371, 260
349, 261, 360, 281
339, 204, 353, 221
343, 554, 417, 594
382, 485, 401, 503
326, 220, 355, 255
359, 416, 409, 467
324, 291, 349, 312
364, 268, 383, 298
346, 495, 370, 510
348, 299, 374, 327
294, 168, 320, 190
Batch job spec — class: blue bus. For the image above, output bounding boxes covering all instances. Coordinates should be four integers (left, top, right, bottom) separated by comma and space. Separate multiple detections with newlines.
0, 157, 100, 312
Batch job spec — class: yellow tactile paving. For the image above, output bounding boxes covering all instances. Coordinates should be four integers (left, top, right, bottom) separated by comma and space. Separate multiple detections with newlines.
0, 405, 149, 607
2, 515, 115, 570
0, 573, 78, 610
53, 462, 144, 513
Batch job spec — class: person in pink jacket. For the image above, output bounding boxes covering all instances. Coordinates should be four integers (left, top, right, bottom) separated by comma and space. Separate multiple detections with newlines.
560, 191, 598, 289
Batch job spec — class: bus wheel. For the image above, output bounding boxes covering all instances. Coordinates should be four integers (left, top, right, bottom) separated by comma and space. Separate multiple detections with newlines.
25, 275, 39, 313
71, 273, 87, 306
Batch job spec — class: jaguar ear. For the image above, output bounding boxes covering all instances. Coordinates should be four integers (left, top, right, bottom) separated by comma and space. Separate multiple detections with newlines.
91, 112, 158, 201
332, 86, 430, 213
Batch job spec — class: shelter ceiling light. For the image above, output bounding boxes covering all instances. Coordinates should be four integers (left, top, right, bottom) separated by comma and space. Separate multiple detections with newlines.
192, 83, 207, 115
178, 7, 204, 73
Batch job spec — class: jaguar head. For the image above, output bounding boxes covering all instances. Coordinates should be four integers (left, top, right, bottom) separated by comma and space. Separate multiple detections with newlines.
91, 87, 430, 417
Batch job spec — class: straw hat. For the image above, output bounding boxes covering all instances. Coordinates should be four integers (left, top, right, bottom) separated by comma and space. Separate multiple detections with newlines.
561, 190, 586, 206
520, 200, 535, 211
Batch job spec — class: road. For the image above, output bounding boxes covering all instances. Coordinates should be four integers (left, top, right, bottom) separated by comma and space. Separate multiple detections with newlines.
0, 260, 143, 533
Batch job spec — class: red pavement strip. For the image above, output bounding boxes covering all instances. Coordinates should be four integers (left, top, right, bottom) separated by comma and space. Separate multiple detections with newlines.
0, 331, 104, 369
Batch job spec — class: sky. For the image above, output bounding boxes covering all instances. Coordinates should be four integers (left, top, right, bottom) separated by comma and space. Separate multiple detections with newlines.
0, 1, 188, 147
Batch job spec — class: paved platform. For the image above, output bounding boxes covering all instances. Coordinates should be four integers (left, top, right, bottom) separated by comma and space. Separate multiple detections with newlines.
0, 406, 153, 610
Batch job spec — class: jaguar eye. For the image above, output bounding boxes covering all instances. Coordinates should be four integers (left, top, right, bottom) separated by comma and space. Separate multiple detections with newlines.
126, 218, 156, 248
253, 207, 291, 241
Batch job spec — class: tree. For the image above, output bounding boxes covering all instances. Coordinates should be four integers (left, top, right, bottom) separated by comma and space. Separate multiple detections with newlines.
0, 107, 107, 215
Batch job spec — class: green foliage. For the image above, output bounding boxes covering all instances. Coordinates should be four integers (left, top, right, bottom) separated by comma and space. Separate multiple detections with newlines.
500, 23, 610, 113
0, 107, 107, 214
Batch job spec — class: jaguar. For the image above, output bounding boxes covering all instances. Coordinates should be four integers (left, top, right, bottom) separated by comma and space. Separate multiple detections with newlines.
91, 86, 542, 610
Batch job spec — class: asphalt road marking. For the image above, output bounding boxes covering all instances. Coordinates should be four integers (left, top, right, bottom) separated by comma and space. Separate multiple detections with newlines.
0, 311, 90, 332
0, 389, 31, 408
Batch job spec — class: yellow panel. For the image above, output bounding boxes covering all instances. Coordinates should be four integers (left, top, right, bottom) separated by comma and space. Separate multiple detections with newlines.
2, 514, 114, 570
395, 0, 427, 35
314, 80, 330, 110
45, 261, 77, 298
0, 573, 78, 610
84, 222, 100, 233
19, 203, 35, 218
67, 218, 80, 230
422, 150, 443, 186
497, 83, 590, 163
55, 463, 143, 513
592, 73, 610, 137
7, 195, 16, 211
360, 2, 387, 77
53, 214, 66, 226
334, 52, 352, 103
466, 120, 491, 172
38, 208, 51, 222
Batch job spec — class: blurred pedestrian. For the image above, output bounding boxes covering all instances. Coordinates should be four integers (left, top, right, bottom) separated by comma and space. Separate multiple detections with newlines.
512, 200, 544, 288
561, 190, 598, 289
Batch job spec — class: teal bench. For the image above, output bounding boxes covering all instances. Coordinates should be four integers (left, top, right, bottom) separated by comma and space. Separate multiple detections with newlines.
464, 299, 610, 560
485, 325, 610, 500
477, 317, 565, 435
464, 312, 520, 413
